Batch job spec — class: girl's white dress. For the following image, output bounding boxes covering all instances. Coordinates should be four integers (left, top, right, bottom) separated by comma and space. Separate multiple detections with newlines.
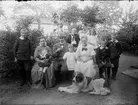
63, 52, 76, 71
75, 45, 97, 78
78, 31, 88, 46
87, 35, 99, 49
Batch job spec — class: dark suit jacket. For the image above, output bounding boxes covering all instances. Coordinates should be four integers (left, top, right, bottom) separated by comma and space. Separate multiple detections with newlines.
96, 47, 110, 65
14, 38, 33, 60
66, 34, 80, 47
53, 42, 69, 60
107, 40, 122, 59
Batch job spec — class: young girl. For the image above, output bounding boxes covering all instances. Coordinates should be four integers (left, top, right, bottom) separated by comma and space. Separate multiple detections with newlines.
87, 28, 99, 49
63, 44, 77, 81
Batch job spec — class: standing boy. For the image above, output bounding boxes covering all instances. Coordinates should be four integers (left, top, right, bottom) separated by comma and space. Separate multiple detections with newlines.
107, 35, 122, 80
96, 41, 111, 79
14, 28, 33, 86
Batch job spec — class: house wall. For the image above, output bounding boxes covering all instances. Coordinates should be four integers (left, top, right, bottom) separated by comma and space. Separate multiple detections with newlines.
30, 23, 56, 36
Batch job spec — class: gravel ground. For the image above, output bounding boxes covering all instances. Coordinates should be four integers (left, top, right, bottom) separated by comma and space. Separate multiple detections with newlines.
0, 53, 138, 105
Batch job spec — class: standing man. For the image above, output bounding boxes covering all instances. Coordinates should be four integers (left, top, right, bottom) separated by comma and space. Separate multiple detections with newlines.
107, 34, 122, 80
14, 28, 33, 87
53, 36, 69, 83
66, 28, 80, 50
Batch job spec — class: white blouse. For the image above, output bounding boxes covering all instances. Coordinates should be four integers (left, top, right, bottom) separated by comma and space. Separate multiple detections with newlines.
87, 35, 99, 49
76, 44, 95, 62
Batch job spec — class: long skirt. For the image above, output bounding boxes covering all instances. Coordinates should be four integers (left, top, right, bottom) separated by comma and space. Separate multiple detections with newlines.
31, 61, 55, 89
75, 60, 97, 79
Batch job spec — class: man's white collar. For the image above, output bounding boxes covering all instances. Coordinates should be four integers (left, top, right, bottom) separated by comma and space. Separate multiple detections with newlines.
19, 36, 24, 40
111, 40, 118, 43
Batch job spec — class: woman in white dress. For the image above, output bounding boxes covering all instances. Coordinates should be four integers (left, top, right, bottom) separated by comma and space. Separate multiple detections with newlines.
87, 28, 99, 49
75, 36, 97, 84
78, 24, 88, 39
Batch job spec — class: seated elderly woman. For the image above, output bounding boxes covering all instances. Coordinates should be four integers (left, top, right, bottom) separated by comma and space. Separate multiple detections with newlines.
31, 37, 55, 89
75, 36, 97, 84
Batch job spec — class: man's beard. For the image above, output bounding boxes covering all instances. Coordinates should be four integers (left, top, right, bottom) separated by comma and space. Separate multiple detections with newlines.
24, 36, 28, 39
82, 43, 87, 47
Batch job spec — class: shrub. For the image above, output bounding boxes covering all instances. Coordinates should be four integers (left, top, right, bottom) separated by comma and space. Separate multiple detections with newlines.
117, 21, 138, 55
0, 31, 20, 78
0, 27, 69, 78
70, 24, 83, 33
117, 27, 138, 55
15, 16, 34, 32
44, 33, 61, 50
0, 29, 43, 78
29, 29, 43, 54
97, 30, 111, 42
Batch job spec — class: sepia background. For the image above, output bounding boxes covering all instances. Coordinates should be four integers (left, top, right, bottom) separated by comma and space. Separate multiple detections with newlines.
0, 0, 138, 105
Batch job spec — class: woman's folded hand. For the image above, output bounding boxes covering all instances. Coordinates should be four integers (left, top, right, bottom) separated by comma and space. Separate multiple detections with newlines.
77, 58, 82, 62
40, 60, 45, 63
82, 59, 90, 63
82, 57, 92, 63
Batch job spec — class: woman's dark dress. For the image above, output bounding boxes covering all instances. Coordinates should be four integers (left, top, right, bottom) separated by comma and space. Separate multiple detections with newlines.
31, 46, 55, 89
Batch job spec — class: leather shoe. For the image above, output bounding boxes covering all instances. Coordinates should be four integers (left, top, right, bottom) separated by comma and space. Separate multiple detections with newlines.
111, 76, 116, 80
20, 82, 26, 86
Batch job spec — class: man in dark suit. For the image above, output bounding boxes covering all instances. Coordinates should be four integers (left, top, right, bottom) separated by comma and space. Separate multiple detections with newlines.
66, 28, 80, 49
53, 36, 69, 83
107, 35, 122, 80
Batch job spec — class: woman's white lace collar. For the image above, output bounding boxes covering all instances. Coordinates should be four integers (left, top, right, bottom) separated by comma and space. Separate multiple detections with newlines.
100, 46, 108, 49
19, 36, 24, 40
111, 40, 118, 43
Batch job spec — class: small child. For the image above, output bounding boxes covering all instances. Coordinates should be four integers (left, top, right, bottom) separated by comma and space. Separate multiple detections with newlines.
63, 44, 77, 81
38, 49, 51, 73
96, 41, 113, 79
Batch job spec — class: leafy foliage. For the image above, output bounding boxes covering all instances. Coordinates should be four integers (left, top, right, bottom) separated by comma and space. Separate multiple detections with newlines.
117, 23, 138, 54
45, 34, 60, 50
15, 15, 34, 32
0, 14, 43, 78
97, 1, 123, 27
0, 26, 63, 78
60, 3, 81, 25
29, 29, 43, 54
116, 7, 138, 54
81, 6, 104, 27
13, 2, 55, 30
0, 3, 5, 18
52, 13, 60, 25
0, 31, 20, 78
0, 29, 43, 78
60, 3, 104, 29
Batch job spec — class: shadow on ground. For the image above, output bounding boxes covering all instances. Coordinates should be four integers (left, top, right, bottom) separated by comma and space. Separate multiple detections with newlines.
0, 53, 138, 105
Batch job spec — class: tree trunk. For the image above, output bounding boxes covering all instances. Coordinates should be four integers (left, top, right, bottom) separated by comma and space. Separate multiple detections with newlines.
37, 19, 41, 30
67, 23, 71, 32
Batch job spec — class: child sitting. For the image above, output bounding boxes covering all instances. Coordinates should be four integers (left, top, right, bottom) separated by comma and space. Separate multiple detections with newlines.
63, 44, 77, 81
38, 49, 51, 73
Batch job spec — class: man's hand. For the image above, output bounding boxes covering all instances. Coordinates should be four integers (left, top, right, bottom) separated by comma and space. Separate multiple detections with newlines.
56, 48, 62, 52
83, 59, 89, 63
93, 56, 96, 64
40, 60, 45, 63
98, 63, 103, 68
101, 61, 105, 65
77, 57, 82, 62
14, 57, 17, 62
30, 56, 34, 60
